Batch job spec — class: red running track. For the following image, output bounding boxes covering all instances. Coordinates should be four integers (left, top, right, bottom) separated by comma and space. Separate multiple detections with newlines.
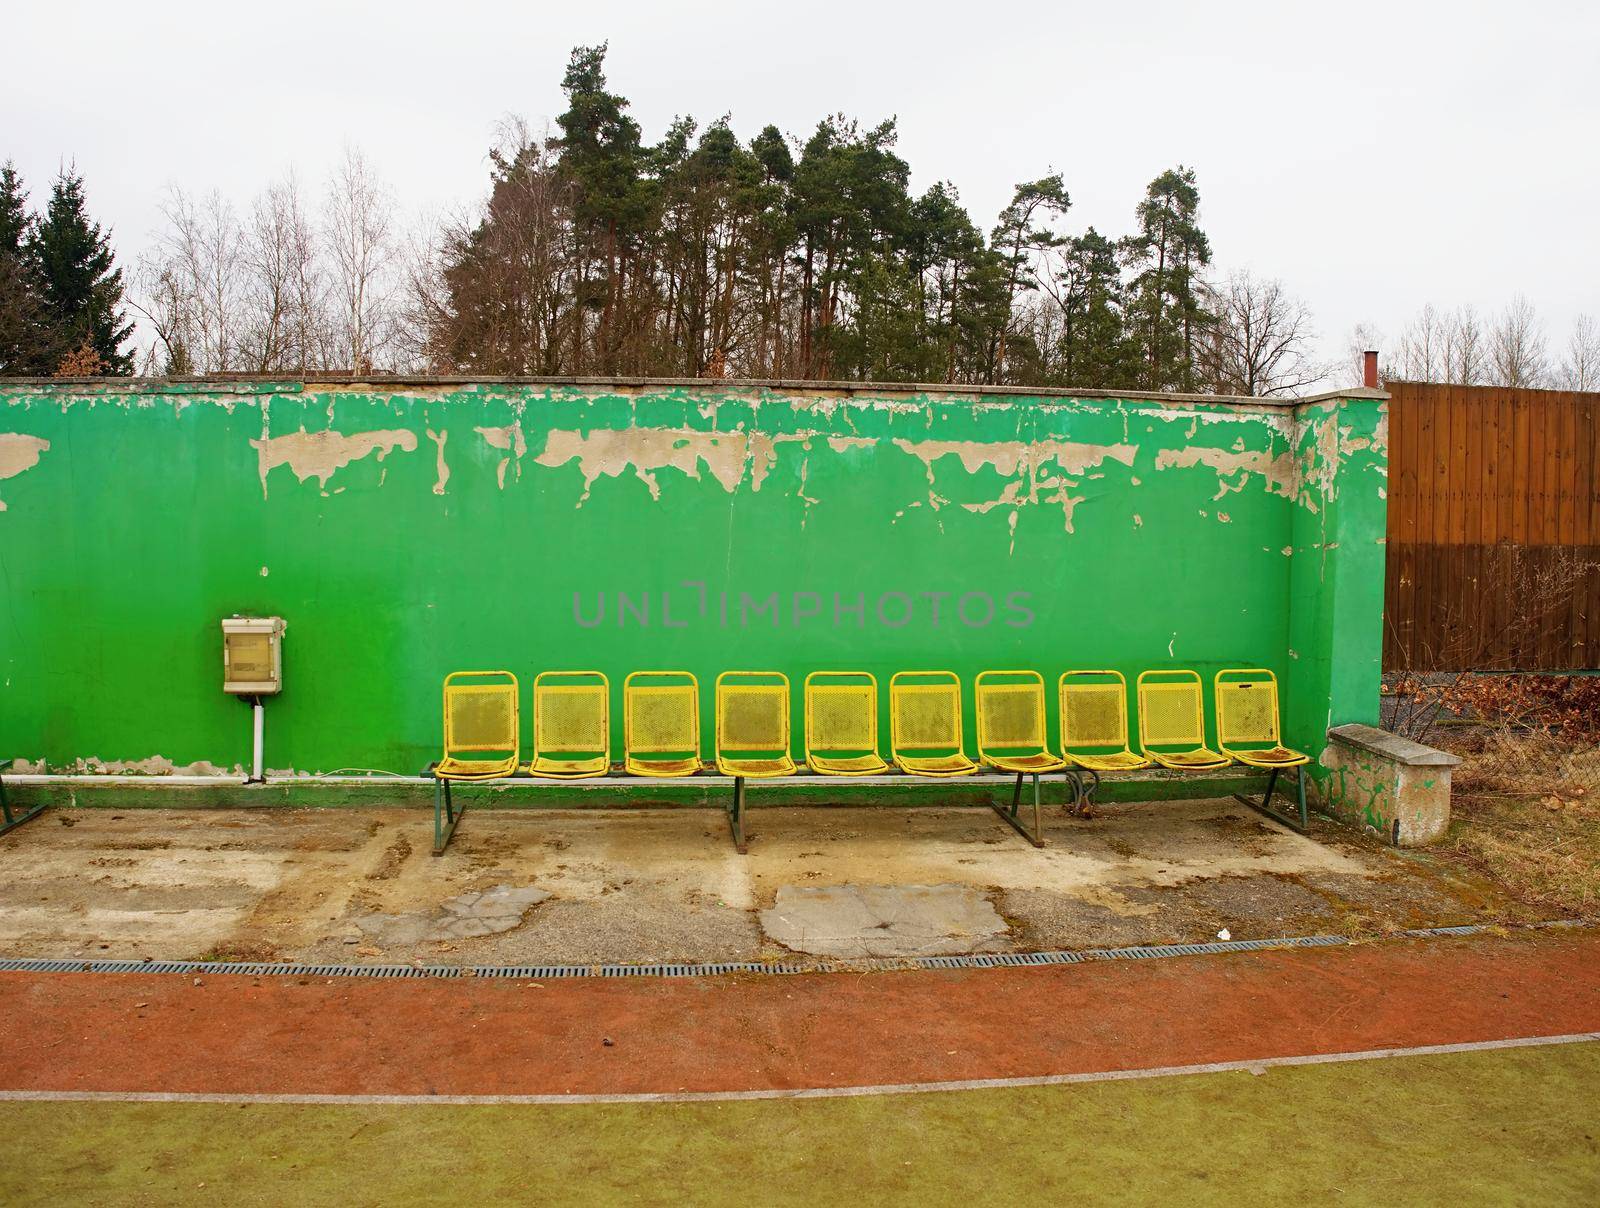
2, 931, 1598, 1098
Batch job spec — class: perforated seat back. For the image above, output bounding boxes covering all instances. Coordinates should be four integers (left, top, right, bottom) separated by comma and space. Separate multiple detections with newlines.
534, 673, 609, 755
806, 678, 877, 753
976, 673, 1046, 752
1215, 671, 1281, 747
443, 674, 518, 755
718, 678, 789, 752
625, 673, 700, 755
1060, 673, 1131, 752
891, 673, 964, 752
1138, 672, 1207, 749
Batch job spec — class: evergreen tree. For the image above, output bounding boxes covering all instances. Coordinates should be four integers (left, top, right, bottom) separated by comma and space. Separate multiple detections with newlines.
1054, 228, 1135, 388
0, 162, 52, 374
987, 175, 1070, 381
26, 167, 133, 374
556, 44, 649, 371
1123, 166, 1210, 392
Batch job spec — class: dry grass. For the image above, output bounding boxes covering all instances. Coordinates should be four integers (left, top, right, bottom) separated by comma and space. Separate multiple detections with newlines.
1438, 728, 1600, 917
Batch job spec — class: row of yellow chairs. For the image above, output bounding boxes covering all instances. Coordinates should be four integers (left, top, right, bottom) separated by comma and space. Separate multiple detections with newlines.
434, 667, 1307, 783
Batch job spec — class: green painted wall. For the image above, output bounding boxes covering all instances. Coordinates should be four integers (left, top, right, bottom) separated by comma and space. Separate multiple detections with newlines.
0, 380, 1386, 778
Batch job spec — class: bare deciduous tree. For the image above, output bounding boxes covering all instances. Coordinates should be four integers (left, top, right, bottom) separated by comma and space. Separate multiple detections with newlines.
241, 173, 326, 372
1489, 294, 1549, 387
324, 146, 398, 372
142, 187, 243, 373
1197, 271, 1323, 396
1558, 314, 1599, 392
1388, 304, 1489, 384
1345, 321, 1384, 386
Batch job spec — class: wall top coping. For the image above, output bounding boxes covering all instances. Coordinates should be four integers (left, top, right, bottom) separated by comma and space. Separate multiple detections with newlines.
0, 376, 1389, 409
1327, 723, 1463, 768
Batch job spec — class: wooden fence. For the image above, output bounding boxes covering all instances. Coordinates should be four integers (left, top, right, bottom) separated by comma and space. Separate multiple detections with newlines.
1383, 381, 1600, 671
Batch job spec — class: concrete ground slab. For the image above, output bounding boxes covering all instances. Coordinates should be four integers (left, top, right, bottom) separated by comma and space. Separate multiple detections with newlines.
760, 884, 1008, 957
0, 799, 1525, 966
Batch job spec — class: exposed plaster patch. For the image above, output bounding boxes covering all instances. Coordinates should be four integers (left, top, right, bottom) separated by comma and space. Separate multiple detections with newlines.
892, 437, 1136, 533
57, 755, 241, 776
1153, 445, 1296, 502
534, 426, 807, 505
426, 429, 450, 495
476, 422, 527, 489
0, 433, 50, 511
249, 427, 417, 497
826, 436, 875, 453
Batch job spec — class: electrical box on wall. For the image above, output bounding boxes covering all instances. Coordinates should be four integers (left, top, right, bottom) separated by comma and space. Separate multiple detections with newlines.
221, 617, 284, 695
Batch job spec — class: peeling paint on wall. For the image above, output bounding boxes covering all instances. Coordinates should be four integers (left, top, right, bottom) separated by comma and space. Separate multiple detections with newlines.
426, 428, 451, 495
476, 422, 527, 488
534, 426, 805, 504
1153, 446, 1296, 502
12, 754, 244, 777
0, 433, 50, 511
892, 437, 1136, 534
250, 427, 418, 497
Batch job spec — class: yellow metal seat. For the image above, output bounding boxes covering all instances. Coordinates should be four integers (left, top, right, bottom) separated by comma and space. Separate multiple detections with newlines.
1214, 669, 1309, 769
1059, 671, 1151, 773
435, 671, 520, 780
623, 671, 703, 778
975, 671, 1066, 774
803, 671, 889, 777
715, 671, 795, 853
889, 671, 978, 778
528, 671, 610, 779
1136, 669, 1231, 771
1215, 668, 1311, 831
715, 671, 797, 779
430, 670, 519, 855
975, 670, 1064, 846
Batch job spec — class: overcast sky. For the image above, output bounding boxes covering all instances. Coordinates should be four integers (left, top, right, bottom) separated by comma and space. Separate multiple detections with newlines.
5, 0, 1597, 376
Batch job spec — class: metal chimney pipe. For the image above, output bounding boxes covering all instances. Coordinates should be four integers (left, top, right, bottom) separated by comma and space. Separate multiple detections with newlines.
1363, 350, 1379, 388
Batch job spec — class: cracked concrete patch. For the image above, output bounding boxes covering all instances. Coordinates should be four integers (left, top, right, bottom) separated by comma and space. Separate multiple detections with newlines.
760, 883, 1008, 958
354, 884, 551, 945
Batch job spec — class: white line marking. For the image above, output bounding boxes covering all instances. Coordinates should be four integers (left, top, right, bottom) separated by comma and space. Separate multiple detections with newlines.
3, 1032, 1595, 1107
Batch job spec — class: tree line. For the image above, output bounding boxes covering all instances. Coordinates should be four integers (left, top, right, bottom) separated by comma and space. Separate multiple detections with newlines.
1354, 299, 1599, 392
5, 42, 1596, 396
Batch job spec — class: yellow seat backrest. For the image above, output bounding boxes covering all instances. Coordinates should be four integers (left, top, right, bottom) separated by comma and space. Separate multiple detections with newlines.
804, 672, 879, 755
1214, 669, 1282, 747
1060, 671, 1132, 752
890, 671, 964, 752
1136, 670, 1208, 750
624, 671, 700, 755
975, 670, 1047, 753
443, 671, 519, 758
533, 671, 609, 756
716, 671, 791, 753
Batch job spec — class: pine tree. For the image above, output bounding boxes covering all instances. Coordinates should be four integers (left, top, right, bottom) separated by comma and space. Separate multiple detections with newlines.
27, 167, 134, 374
1124, 167, 1211, 392
0, 162, 52, 374
1053, 228, 1135, 388
988, 175, 1070, 381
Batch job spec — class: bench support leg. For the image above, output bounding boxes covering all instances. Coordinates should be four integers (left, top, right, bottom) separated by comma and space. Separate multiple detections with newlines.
432, 775, 464, 856
991, 772, 1046, 848
727, 775, 748, 854
1071, 767, 1102, 815
0, 772, 47, 839
1234, 765, 1310, 835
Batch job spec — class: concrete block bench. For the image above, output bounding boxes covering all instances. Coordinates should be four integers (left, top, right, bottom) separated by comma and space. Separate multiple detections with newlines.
1321, 724, 1461, 846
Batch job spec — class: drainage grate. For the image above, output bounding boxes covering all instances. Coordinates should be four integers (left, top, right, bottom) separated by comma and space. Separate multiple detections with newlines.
0, 918, 1585, 983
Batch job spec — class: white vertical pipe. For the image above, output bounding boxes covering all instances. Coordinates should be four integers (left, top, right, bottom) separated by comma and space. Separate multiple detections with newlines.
252, 698, 265, 782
